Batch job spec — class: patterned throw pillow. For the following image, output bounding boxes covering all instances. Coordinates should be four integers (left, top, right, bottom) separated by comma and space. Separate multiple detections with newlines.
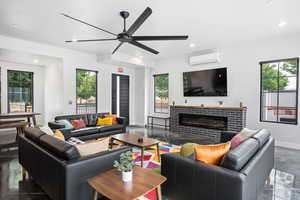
71, 119, 86, 129
194, 142, 231, 165
56, 120, 73, 130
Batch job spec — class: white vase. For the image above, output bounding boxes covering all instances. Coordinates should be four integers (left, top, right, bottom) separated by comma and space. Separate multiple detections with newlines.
122, 171, 133, 182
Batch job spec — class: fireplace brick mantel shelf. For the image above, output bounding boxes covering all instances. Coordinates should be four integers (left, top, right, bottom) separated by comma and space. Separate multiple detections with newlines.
170, 105, 247, 143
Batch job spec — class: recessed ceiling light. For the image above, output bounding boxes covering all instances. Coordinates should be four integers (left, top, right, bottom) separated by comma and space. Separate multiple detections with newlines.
278, 20, 287, 27
189, 43, 195, 48
33, 59, 39, 64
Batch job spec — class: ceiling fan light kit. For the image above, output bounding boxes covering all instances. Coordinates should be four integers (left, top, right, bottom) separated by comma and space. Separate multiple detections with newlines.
62, 7, 188, 55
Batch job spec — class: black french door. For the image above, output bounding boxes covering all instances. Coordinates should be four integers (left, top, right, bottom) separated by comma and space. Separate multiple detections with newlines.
112, 74, 130, 125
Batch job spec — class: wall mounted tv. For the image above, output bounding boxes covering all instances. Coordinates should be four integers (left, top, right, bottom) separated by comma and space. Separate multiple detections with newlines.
183, 68, 227, 96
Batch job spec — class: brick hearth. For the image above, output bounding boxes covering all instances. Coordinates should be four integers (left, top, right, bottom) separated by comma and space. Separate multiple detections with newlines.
170, 105, 247, 142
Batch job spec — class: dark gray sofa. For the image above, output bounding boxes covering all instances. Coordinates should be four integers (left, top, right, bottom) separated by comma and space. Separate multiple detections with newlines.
19, 127, 131, 200
161, 129, 274, 200
48, 112, 127, 141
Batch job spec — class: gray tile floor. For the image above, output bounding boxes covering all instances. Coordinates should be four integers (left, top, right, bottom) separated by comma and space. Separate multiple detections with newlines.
0, 127, 299, 200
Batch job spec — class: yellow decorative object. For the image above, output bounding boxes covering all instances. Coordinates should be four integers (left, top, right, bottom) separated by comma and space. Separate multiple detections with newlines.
53, 130, 65, 141
97, 117, 113, 126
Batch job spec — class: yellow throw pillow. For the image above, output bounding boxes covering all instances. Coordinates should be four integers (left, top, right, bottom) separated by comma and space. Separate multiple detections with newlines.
96, 117, 113, 126
75, 137, 110, 157
53, 130, 65, 141
194, 142, 231, 165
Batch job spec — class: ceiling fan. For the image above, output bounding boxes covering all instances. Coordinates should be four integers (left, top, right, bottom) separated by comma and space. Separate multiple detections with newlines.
62, 7, 188, 55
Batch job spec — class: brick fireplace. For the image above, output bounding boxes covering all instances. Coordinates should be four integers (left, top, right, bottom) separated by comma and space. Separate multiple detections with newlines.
170, 105, 247, 142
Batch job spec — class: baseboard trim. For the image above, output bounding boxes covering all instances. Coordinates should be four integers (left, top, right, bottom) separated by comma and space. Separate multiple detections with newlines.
275, 141, 300, 150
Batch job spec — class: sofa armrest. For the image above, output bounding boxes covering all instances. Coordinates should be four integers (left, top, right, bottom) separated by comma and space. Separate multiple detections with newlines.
220, 130, 238, 143
64, 146, 131, 200
117, 117, 127, 126
48, 121, 65, 130
161, 153, 246, 200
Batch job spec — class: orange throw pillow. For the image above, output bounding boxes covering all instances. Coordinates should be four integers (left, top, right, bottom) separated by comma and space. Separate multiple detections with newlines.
53, 130, 65, 141
194, 142, 231, 165
104, 114, 118, 125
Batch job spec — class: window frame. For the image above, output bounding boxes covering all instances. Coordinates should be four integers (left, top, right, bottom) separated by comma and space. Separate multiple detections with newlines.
7, 70, 34, 113
76, 68, 98, 114
153, 73, 169, 114
259, 58, 299, 125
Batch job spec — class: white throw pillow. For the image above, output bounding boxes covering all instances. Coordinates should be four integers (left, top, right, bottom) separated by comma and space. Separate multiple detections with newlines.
39, 126, 54, 136
75, 137, 110, 157
239, 128, 258, 139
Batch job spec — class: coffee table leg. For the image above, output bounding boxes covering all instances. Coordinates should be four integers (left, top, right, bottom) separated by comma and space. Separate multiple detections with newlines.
157, 185, 162, 200
92, 189, 98, 200
141, 147, 144, 168
156, 143, 160, 162
32, 115, 37, 127
109, 138, 114, 149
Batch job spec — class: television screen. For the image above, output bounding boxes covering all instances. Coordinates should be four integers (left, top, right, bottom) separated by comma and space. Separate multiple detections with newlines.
183, 68, 227, 96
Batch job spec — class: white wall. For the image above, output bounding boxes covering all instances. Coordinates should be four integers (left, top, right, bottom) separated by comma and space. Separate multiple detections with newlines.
0, 35, 139, 125
149, 35, 300, 149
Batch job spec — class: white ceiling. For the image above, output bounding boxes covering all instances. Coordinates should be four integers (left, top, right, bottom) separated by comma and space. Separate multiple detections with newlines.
0, 0, 299, 60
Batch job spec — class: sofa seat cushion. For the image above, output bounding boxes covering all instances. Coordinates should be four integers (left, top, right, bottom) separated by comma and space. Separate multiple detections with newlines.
70, 127, 100, 137
24, 127, 46, 143
39, 134, 80, 160
75, 137, 110, 157
99, 124, 124, 132
251, 129, 270, 148
221, 138, 259, 171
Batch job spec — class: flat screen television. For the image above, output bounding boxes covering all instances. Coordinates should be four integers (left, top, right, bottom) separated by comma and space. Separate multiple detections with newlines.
183, 68, 227, 96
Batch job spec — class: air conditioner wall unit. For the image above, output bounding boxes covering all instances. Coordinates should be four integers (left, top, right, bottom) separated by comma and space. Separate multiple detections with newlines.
188, 49, 220, 66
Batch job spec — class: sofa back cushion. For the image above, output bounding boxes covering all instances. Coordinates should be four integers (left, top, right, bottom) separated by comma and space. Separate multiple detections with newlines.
39, 134, 80, 161
221, 138, 259, 171
251, 129, 270, 148
24, 127, 46, 143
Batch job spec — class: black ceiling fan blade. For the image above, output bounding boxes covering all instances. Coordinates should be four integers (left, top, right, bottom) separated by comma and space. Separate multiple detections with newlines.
133, 35, 188, 41
126, 7, 152, 35
129, 40, 159, 54
112, 42, 124, 54
61, 13, 117, 36
65, 38, 117, 43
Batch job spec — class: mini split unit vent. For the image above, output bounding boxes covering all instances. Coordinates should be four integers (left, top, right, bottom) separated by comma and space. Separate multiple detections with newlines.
188, 49, 220, 66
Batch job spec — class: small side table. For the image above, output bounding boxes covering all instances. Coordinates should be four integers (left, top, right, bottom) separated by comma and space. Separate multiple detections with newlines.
87, 166, 166, 200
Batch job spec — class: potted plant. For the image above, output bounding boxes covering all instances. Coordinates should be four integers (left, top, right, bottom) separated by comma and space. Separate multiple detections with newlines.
113, 151, 135, 182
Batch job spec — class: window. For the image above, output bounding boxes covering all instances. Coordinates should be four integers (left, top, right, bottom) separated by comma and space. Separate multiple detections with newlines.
260, 58, 299, 124
154, 74, 169, 113
8, 70, 34, 113
76, 69, 98, 114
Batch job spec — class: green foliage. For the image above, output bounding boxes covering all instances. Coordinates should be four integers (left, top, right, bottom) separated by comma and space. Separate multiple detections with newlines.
76, 70, 97, 101
281, 61, 297, 75
113, 151, 135, 172
155, 75, 168, 99
262, 64, 288, 91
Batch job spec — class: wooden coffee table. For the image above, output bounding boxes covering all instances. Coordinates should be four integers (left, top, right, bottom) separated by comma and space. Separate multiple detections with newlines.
110, 133, 160, 167
87, 166, 166, 200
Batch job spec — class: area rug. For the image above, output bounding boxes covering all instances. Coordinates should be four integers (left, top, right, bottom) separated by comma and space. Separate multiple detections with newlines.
131, 142, 181, 200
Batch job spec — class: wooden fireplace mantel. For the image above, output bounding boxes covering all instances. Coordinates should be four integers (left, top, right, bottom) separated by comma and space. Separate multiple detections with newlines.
169, 105, 247, 110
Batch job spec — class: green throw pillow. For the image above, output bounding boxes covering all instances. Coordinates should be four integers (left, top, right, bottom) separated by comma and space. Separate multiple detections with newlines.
180, 143, 198, 157
56, 119, 73, 130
